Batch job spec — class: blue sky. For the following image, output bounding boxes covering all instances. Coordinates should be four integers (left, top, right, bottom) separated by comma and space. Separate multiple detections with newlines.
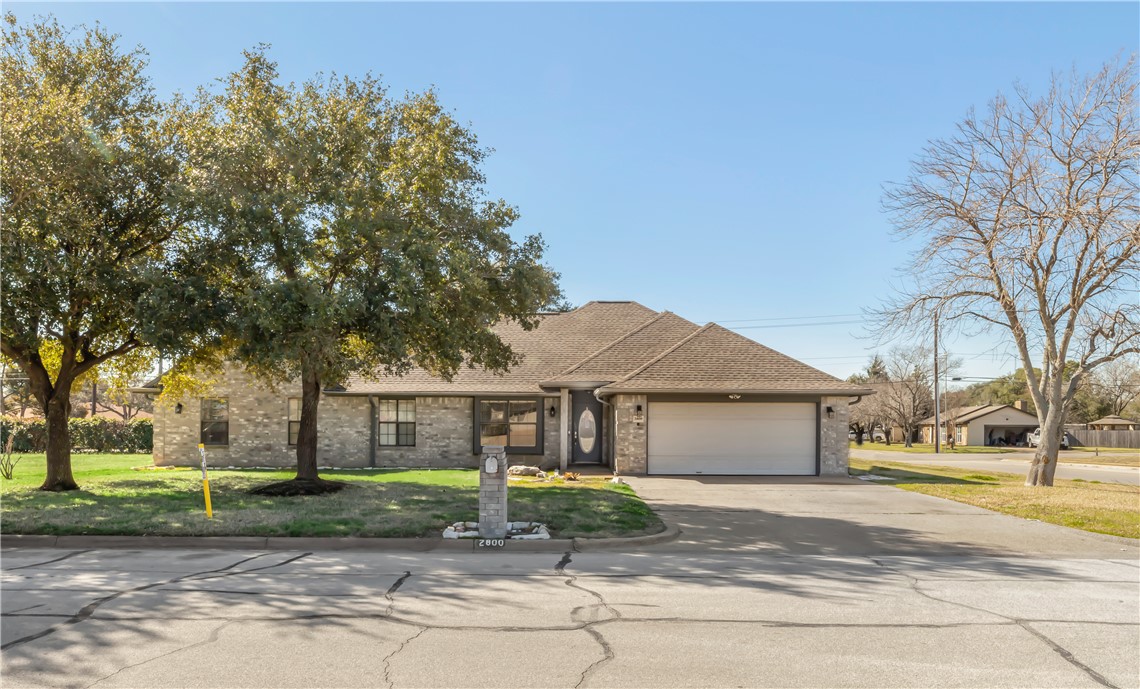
13, 2, 1138, 381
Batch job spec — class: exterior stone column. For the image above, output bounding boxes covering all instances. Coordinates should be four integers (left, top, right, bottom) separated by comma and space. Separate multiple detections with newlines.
819, 396, 851, 476
478, 445, 508, 538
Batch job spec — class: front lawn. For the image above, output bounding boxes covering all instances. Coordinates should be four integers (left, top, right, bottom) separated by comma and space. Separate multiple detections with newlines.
849, 442, 1012, 454
0, 454, 663, 539
849, 458, 1139, 539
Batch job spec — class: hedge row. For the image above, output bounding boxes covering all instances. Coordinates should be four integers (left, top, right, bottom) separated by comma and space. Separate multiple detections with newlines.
0, 418, 153, 453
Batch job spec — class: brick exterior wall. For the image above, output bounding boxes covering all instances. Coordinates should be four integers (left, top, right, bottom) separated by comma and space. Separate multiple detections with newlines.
153, 366, 562, 469
819, 395, 850, 476
613, 394, 648, 475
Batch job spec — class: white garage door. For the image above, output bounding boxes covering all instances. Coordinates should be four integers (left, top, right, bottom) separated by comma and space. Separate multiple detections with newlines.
647, 402, 817, 475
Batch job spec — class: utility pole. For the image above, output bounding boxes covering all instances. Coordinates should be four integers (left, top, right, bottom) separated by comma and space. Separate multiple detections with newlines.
933, 311, 941, 454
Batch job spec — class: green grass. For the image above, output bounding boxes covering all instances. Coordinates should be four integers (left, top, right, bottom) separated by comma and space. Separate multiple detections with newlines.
849, 458, 1139, 539
0, 454, 663, 539
849, 442, 1012, 454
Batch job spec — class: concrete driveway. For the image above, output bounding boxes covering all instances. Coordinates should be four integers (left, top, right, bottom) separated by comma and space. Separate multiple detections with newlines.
625, 475, 1135, 557
3, 477, 1137, 689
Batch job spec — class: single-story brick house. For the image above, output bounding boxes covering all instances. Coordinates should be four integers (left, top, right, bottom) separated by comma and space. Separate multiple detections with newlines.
918, 403, 1039, 447
142, 301, 871, 476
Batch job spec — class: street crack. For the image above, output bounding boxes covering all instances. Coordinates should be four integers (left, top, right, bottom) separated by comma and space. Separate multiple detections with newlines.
381, 626, 426, 688
1, 552, 274, 651
5, 549, 93, 572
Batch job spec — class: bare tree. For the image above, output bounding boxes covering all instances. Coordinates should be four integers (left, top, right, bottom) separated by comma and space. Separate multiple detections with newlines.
1088, 356, 1140, 416
877, 347, 936, 448
880, 57, 1140, 486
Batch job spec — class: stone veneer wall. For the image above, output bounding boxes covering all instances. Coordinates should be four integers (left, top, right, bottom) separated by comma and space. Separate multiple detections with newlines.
153, 367, 562, 469
819, 395, 851, 476
612, 394, 648, 475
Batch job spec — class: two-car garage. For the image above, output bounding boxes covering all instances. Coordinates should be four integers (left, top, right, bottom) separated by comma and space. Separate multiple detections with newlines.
646, 401, 818, 475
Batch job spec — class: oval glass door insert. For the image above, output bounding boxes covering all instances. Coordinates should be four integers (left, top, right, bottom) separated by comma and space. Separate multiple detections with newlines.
578, 408, 597, 454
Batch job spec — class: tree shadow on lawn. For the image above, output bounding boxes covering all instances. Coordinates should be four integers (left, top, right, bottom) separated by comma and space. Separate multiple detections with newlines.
0, 475, 659, 538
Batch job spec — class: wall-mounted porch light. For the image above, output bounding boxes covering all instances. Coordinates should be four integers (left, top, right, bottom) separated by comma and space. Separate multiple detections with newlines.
549, 404, 557, 418
826, 406, 835, 419
174, 403, 183, 414
634, 404, 644, 424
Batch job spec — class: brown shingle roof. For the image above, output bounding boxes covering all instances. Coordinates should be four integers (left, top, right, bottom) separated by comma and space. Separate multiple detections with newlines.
918, 404, 1037, 426
541, 311, 701, 385
597, 324, 871, 395
343, 301, 659, 394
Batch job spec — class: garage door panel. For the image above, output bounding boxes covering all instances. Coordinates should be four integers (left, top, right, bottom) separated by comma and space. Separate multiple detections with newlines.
648, 402, 816, 475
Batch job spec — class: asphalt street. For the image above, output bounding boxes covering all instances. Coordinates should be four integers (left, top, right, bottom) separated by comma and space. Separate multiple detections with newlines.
2, 478, 1138, 689
851, 447, 1140, 485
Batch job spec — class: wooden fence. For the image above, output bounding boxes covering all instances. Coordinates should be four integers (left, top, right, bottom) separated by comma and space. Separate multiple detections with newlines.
1068, 429, 1140, 450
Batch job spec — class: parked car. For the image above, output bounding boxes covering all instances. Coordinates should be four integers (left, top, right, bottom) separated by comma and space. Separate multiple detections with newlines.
1027, 428, 1069, 449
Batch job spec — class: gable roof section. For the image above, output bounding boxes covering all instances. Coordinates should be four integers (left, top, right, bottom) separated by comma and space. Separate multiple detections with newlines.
598, 324, 871, 395
342, 301, 659, 394
541, 311, 702, 385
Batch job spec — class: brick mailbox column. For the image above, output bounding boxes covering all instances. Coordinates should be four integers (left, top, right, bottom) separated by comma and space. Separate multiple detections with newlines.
478, 445, 508, 539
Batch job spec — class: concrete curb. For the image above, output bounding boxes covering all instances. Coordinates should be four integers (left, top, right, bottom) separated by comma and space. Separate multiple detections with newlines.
0, 524, 682, 553
574, 522, 681, 550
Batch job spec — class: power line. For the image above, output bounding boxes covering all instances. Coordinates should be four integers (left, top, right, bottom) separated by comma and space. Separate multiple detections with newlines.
730, 319, 866, 330
716, 313, 864, 324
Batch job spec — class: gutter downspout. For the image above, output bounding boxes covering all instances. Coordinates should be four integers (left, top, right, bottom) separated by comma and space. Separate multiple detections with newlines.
368, 396, 378, 468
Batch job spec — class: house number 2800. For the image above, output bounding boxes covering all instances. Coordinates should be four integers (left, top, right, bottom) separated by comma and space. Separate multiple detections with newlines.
478, 539, 505, 548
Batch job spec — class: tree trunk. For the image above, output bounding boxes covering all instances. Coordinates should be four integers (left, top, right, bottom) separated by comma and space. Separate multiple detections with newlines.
294, 365, 322, 481
1026, 410, 1064, 486
42, 395, 78, 491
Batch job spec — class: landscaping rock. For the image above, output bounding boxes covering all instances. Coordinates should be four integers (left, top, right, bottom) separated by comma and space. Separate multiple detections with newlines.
507, 465, 542, 476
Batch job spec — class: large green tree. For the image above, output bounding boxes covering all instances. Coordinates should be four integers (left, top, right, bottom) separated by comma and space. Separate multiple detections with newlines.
196, 51, 560, 494
0, 15, 217, 490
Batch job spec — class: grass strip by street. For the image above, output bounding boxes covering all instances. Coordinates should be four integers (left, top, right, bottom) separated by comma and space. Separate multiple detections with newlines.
1063, 450, 1140, 467
0, 454, 663, 539
848, 442, 1012, 454
849, 458, 1139, 539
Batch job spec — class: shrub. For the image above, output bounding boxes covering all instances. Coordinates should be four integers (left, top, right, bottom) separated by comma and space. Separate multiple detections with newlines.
0, 418, 153, 453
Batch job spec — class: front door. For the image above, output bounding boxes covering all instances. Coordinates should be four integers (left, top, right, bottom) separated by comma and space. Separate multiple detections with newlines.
571, 390, 603, 464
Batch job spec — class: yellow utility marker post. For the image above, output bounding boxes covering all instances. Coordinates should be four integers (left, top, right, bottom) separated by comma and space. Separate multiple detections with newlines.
197, 443, 213, 519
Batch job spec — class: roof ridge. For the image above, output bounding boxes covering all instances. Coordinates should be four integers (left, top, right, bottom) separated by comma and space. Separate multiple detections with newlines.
702, 323, 859, 383
553, 311, 671, 377
608, 322, 715, 386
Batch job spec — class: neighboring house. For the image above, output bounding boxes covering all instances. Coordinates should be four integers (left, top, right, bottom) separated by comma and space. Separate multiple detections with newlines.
1087, 415, 1139, 431
918, 402, 1038, 447
141, 301, 872, 476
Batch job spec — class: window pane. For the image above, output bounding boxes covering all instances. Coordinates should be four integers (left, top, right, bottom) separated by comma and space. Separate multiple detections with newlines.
397, 422, 415, 446
509, 423, 537, 448
379, 400, 397, 422
202, 398, 228, 422
379, 422, 396, 446
288, 398, 301, 421
509, 400, 537, 423
481, 401, 507, 423
201, 421, 228, 445
288, 421, 300, 446
480, 423, 508, 447
397, 400, 416, 422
